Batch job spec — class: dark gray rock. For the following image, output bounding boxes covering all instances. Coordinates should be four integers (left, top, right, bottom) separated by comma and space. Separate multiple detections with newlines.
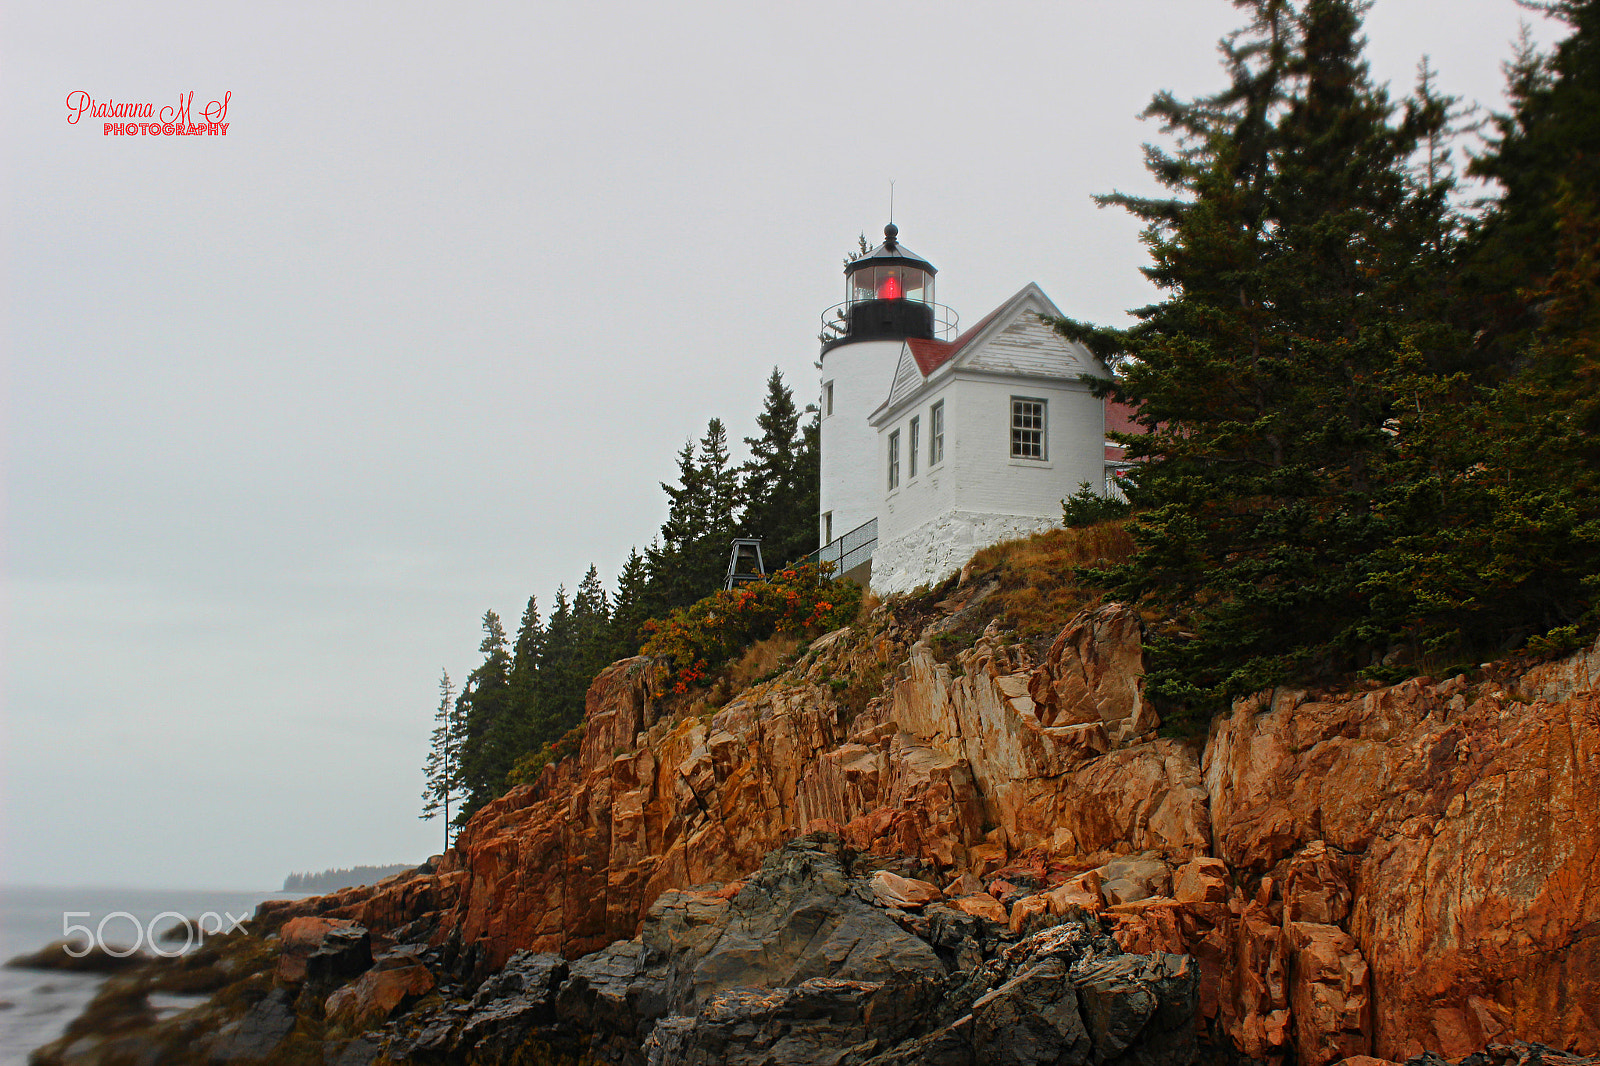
1074, 953, 1197, 1066
207, 988, 297, 1062
644, 835, 948, 1019
972, 957, 1091, 1066
324, 1036, 380, 1066
556, 938, 656, 1038
375, 836, 1202, 1066
643, 978, 885, 1066
304, 927, 372, 988
456, 951, 571, 1054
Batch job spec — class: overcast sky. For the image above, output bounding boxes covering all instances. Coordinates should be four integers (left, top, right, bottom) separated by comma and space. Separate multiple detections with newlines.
2, 1, 1568, 891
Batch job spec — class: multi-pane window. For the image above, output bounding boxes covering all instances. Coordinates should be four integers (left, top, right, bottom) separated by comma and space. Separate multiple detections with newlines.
888, 430, 900, 490
1011, 398, 1046, 459
930, 401, 944, 465
823, 381, 834, 417
908, 417, 919, 478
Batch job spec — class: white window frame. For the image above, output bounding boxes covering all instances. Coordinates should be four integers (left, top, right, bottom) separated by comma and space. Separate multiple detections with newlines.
822, 381, 834, 417
822, 511, 833, 544
930, 401, 944, 466
1010, 397, 1046, 460
887, 430, 900, 491
908, 416, 919, 478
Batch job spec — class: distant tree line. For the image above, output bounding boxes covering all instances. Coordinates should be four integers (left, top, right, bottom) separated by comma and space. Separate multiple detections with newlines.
283, 864, 414, 893
423, 368, 821, 830
1054, 0, 1600, 724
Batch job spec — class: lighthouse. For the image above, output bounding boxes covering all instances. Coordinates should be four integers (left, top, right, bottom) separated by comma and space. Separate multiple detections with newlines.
817, 224, 956, 563
816, 224, 1115, 594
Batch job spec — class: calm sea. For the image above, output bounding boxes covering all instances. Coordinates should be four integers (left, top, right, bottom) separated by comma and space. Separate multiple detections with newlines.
0, 885, 305, 1065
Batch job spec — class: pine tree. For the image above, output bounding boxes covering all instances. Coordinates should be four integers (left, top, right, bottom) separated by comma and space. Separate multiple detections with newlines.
420, 669, 463, 850
455, 610, 515, 820
609, 547, 652, 660
507, 595, 545, 749
651, 419, 742, 606
1056, 0, 1462, 713
739, 369, 819, 568
1376, 1, 1600, 653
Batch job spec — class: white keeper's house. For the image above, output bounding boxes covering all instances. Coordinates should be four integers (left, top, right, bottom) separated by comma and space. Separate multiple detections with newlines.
816, 224, 1118, 595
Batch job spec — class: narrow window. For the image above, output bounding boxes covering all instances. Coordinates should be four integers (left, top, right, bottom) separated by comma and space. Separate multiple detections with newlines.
823, 511, 833, 544
1011, 398, 1046, 459
908, 417, 920, 478
888, 430, 900, 490
823, 381, 834, 417
930, 401, 944, 465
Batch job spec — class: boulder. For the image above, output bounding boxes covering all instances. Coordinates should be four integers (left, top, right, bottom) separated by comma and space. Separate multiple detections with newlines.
1098, 856, 1172, 906
869, 870, 943, 909
274, 917, 369, 985
324, 960, 434, 1027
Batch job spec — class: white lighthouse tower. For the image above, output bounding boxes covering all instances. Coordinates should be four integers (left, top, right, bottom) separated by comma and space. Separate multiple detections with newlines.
817, 224, 955, 575
816, 224, 1114, 594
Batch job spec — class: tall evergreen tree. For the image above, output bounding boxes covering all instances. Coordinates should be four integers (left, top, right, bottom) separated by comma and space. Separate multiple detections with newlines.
1372, 1, 1600, 653
456, 611, 515, 820
609, 547, 653, 660
651, 419, 742, 606
419, 669, 463, 850
739, 369, 820, 568
1056, 0, 1461, 712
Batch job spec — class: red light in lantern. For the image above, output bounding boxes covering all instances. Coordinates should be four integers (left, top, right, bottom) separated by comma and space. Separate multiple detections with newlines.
878, 275, 903, 299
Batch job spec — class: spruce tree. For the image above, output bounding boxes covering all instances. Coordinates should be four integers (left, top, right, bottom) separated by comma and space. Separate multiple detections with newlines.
740, 369, 819, 568
420, 669, 463, 850
1057, 0, 1461, 713
652, 419, 742, 605
609, 547, 652, 660
1376, 1, 1600, 653
456, 611, 514, 820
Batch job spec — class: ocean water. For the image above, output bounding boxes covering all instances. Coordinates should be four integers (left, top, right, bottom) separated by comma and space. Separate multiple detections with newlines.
0, 885, 305, 1065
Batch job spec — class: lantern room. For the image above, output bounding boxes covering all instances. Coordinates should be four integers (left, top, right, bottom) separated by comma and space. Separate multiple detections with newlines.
820, 224, 955, 349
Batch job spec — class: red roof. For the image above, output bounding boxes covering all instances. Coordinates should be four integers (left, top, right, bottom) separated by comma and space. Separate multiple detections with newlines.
1105, 397, 1142, 436
904, 304, 1005, 376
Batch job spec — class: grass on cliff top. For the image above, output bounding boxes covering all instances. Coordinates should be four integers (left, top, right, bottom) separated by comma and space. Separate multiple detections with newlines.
945, 520, 1134, 644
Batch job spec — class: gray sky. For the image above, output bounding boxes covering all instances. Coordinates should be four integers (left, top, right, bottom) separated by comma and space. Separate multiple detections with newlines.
2, 1, 1567, 890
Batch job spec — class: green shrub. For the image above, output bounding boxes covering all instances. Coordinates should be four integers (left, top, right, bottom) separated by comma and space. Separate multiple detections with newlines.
1061, 482, 1130, 528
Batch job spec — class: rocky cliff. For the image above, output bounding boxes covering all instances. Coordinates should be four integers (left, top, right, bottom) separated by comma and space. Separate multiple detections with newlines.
244, 585, 1600, 1065
40, 584, 1600, 1065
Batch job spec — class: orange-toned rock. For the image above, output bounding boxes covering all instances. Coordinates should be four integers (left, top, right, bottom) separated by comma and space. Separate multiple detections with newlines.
1174, 857, 1231, 904
1205, 670, 1600, 1059
1026, 602, 1153, 740
869, 870, 942, 909
1045, 870, 1104, 915
1278, 842, 1353, 926
1008, 893, 1051, 934
1098, 855, 1172, 905
950, 893, 1008, 924
1286, 921, 1371, 1066
274, 605, 1598, 1066
323, 960, 434, 1026
274, 917, 368, 984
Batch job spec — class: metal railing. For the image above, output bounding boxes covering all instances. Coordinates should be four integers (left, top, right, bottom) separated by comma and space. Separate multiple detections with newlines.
1104, 465, 1132, 502
817, 301, 960, 345
807, 517, 877, 579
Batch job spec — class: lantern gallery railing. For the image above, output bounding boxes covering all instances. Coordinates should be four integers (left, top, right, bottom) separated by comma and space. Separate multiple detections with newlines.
817, 300, 959, 347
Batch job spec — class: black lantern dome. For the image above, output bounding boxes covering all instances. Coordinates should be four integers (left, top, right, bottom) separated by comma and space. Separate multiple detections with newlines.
821, 224, 954, 349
